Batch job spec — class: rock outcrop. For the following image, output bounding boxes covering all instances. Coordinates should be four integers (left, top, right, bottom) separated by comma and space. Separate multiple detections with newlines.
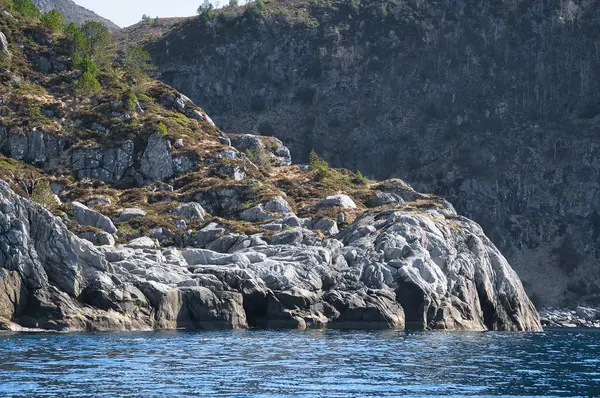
540, 307, 600, 329
230, 134, 292, 167
72, 141, 134, 182
0, 129, 199, 185
0, 31, 9, 58
72, 201, 117, 234
0, 180, 541, 332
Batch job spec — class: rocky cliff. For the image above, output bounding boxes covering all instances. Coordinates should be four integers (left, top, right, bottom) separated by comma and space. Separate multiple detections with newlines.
130, 0, 600, 308
0, 0, 541, 331
0, 178, 542, 332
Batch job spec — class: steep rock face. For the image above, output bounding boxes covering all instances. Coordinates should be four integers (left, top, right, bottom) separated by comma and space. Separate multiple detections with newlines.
2, 130, 66, 164
72, 141, 134, 182
140, 0, 600, 307
0, 129, 197, 184
32, 0, 119, 30
0, 179, 541, 332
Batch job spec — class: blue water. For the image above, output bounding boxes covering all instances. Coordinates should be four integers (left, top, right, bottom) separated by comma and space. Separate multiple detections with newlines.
0, 329, 599, 397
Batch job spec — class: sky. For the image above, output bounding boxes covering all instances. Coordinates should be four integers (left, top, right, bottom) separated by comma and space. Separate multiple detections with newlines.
75, 0, 207, 28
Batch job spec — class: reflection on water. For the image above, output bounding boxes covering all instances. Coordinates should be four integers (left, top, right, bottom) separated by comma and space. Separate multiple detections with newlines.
0, 329, 599, 397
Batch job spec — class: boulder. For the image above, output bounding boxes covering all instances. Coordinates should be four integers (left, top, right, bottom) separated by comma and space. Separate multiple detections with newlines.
229, 134, 292, 166
312, 218, 339, 236
125, 237, 159, 250
271, 228, 304, 245
264, 196, 293, 215
195, 222, 228, 247
72, 202, 117, 234
173, 202, 206, 221
239, 205, 273, 222
116, 208, 147, 222
368, 191, 403, 207
316, 194, 357, 209
173, 139, 185, 149
78, 231, 115, 247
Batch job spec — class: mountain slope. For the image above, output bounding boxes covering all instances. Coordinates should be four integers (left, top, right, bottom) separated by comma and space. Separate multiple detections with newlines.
33, 0, 119, 30
124, 0, 600, 308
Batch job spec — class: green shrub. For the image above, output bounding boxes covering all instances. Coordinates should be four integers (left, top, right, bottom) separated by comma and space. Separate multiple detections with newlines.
65, 22, 86, 62
156, 121, 167, 137
244, 0, 266, 20
355, 170, 368, 185
247, 146, 272, 172
126, 92, 137, 113
79, 55, 99, 75
41, 10, 65, 32
309, 149, 329, 180
228, 0, 238, 7
197, 0, 214, 19
13, 0, 40, 19
379, 1, 387, 19
124, 45, 154, 81
75, 71, 101, 94
80, 20, 112, 66
32, 180, 57, 211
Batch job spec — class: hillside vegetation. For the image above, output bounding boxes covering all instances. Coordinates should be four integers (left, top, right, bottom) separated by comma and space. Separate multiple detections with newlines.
0, 0, 444, 248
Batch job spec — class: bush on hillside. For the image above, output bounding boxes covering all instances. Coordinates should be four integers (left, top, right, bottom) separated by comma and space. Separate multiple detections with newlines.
197, 0, 215, 19
31, 180, 57, 211
124, 45, 154, 81
354, 170, 368, 185
75, 71, 101, 94
156, 121, 168, 137
309, 149, 329, 180
41, 10, 65, 33
65, 22, 86, 61
13, 0, 40, 19
80, 21, 112, 66
247, 146, 273, 172
126, 92, 137, 113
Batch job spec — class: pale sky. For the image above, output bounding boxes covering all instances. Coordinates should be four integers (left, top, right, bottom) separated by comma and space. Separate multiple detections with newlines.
75, 0, 210, 28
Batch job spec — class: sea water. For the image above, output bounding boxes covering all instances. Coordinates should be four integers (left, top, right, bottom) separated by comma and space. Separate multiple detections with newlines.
0, 329, 598, 397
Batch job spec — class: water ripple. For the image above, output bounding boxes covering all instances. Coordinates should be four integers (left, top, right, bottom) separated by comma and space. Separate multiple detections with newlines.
0, 329, 599, 397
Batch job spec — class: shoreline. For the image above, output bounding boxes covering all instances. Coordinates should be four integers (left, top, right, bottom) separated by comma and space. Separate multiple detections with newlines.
539, 307, 600, 328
